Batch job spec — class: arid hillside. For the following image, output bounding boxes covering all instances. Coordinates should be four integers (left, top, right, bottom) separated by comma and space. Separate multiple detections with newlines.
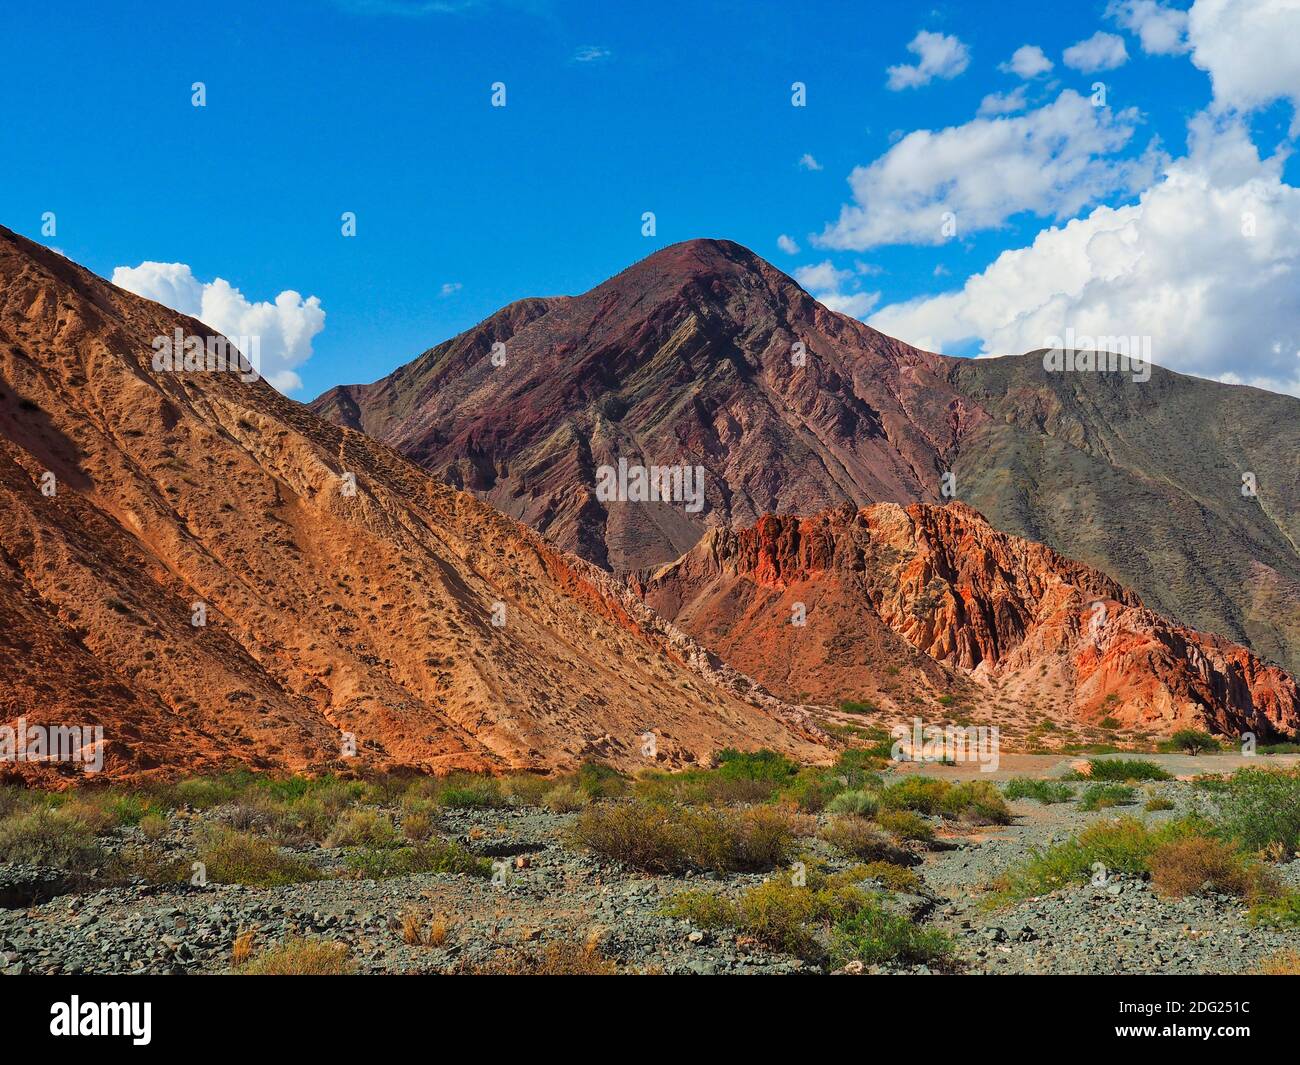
0, 227, 829, 785
633, 502, 1300, 742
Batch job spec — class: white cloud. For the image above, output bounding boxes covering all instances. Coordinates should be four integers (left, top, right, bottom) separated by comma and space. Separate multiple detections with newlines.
815, 91, 1160, 250
798, 153, 823, 171
776, 234, 800, 255
110, 262, 325, 394
869, 113, 1300, 396
794, 260, 880, 318
572, 45, 611, 63
1107, 0, 1190, 55
1063, 31, 1130, 72
978, 85, 1029, 116
440, 281, 463, 296
886, 30, 970, 90
1187, 0, 1300, 131
1000, 44, 1054, 78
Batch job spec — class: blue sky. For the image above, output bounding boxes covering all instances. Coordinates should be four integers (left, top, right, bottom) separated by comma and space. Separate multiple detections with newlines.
4, 0, 1299, 396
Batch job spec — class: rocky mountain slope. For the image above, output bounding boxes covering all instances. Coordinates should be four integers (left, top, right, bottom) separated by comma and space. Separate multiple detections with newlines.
632, 502, 1300, 740
310, 239, 1300, 678
0, 227, 828, 785
310, 239, 972, 572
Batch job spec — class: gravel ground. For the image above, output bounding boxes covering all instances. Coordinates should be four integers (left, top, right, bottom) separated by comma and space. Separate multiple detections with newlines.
1, 780, 1295, 976
923, 782, 1300, 974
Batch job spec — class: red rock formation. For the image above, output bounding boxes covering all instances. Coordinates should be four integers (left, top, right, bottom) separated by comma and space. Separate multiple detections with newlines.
636, 502, 1300, 740
0, 226, 829, 786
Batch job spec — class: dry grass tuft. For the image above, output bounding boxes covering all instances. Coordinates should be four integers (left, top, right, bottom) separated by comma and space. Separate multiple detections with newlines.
236, 937, 353, 975
231, 928, 256, 967
1259, 949, 1300, 975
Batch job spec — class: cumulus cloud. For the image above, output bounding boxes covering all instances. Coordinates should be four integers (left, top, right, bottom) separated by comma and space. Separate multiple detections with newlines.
978, 85, 1029, 116
776, 234, 800, 255
798, 153, 823, 171
1063, 31, 1130, 72
1107, 0, 1190, 54
794, 260, 880, 318
815, 91, 1161, 250
868, 114, 1300, 396
1000, 44, 1054, 78
1187, 0, 1300, 131
440, 281, 463, 296
886, 31, 970, 90
110, 262, 325, 394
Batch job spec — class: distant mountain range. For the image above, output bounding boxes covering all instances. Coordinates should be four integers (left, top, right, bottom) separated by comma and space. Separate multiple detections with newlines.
312, 239, 1300, 681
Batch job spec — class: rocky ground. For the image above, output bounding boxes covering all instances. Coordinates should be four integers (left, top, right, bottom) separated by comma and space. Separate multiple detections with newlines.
3, 760, 1297, 976
925, 782, 1300, 975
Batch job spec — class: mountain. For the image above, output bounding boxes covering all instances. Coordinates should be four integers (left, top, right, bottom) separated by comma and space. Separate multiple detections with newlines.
632, 502, 1300, 742
310, 239, 1300, 677
310, 239, 972, 571
0, 227, 828, 785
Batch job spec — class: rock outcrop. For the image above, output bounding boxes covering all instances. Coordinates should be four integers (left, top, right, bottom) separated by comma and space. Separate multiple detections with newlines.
634, 502, 1300, 740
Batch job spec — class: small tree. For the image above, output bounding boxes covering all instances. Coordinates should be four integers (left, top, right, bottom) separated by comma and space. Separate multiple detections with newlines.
1170, 728, 1215, 755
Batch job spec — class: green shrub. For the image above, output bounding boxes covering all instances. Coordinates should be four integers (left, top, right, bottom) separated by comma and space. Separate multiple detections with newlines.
435, 775, 506, 810
197, 828, 322, 887
541, 784, 589, 813
832, 749, 885, 790
875, 809, 935, 843
661, 889, 737, 929
858, 861, 923, 893
1004, 778, 1075, 804
1214, 769, 1300, 854
1165, 729, 1218, 755
820, 816, 915, 862
342, 839, 490, 879
830, 902, 955, 969
107, 845, 190, 885
635, 769, 780, 806
879, 776, 949, 815
500, 773, 552, 807
1144, 796, 1175, 812
715, 748, 799, 783
990, 816, 1205, 903
1077, 759, 1171, 782
163, 773, 253, 809
327, 809, 399, 848
837, 700, 878, 716
568, 802, 794, 874
665, 868, 943, 966
1079, 783, 1137, 811
1249, 890, 1300, 928
940, 781, 1011, 824
572, 761, 628, 799
0, 807, 105, 871
826, 789, 879, 817
779, 768, 849, 813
